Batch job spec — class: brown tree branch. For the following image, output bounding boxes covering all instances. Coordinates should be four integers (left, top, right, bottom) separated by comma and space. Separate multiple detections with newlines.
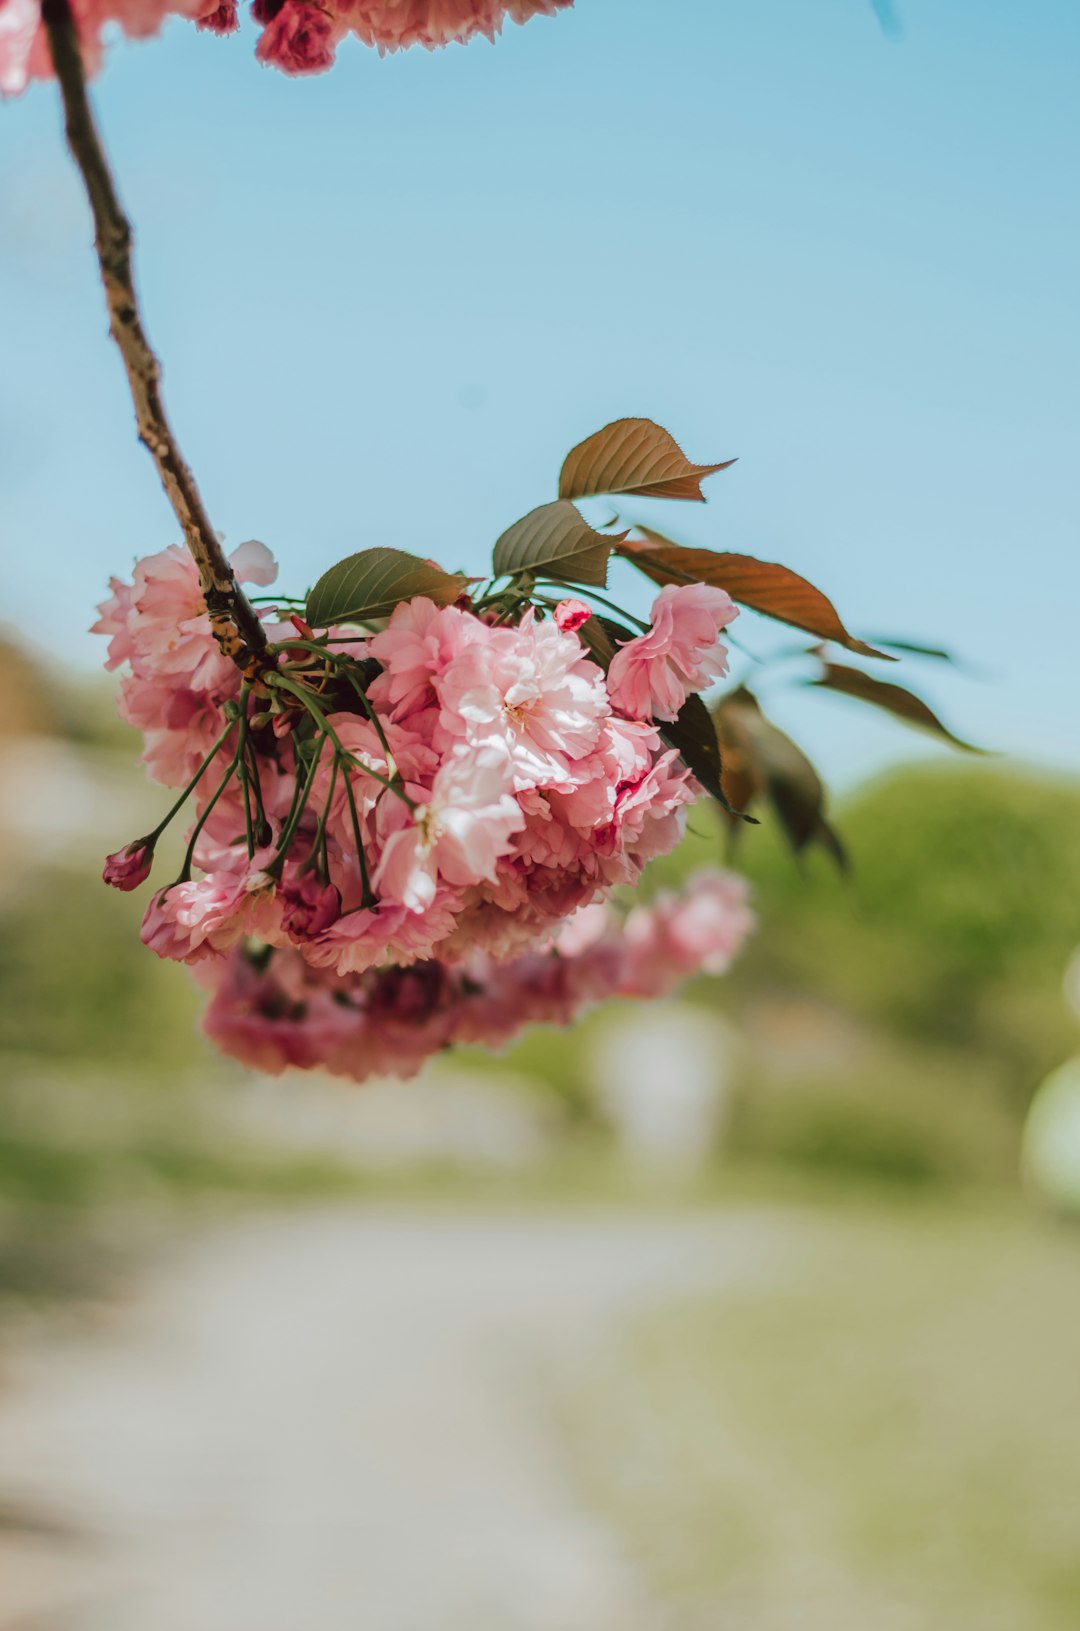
40, 0, 270, 677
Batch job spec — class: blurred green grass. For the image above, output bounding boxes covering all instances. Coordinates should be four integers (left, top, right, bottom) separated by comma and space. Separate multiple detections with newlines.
563, 1194, 1080, 1631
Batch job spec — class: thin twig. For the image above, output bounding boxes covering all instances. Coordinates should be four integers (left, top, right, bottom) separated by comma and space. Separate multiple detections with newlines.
40, 0, 270, 677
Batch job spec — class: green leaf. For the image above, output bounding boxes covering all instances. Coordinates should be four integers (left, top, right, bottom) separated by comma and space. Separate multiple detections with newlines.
574, 614, 637, 671
559, 419, 735, 503
660, 692, 755, 821
492, 502, 620, 588
306, 549, 467, 629
810, 661, 985, 752
617, 530, 890, 661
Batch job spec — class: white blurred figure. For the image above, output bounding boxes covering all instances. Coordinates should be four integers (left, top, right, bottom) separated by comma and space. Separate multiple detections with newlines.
1021, 948, 1080, 1213
589, 1001, 735, 1172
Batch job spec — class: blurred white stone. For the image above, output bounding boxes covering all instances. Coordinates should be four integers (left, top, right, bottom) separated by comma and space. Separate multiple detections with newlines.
1063, 948, 1080, 1021
588, 1001, 735, 1170
1022, 1055, 1080, 1212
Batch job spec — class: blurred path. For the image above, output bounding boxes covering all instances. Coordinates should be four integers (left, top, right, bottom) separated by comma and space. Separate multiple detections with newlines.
0, 1207, 771, 1631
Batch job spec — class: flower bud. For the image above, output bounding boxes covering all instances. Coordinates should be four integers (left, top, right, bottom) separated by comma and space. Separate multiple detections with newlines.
103, 841, 154, 892
554, 598, 592, 634
282, 872, 342, 940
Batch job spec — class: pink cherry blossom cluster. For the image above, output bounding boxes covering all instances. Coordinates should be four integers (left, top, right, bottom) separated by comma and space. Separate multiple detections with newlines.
198, 874, 754, 1082
0, 0, 570, 95
94, 536, 749, 1076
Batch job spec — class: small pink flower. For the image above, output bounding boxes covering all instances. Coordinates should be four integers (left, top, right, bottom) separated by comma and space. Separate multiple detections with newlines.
255, 0, 341, 74
281, 872, 343, 940
554, 598, 592, 634
622, 870, 755, 997
140, 871, 270, 964
436, 610, 608, 791
103, 840, 154, 891
90, 575, 137, 670
0, 0, 38, 99
373, 744, 524, 912
607, 583, 738, 723
367, 597, 480, 722
196, 0, 239, 31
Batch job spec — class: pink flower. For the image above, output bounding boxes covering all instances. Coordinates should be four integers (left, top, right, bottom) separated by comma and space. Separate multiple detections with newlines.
281, 872, 343, 940
255, 0, 341, 73
347, 0, 570, 54
374, 743, 524, 912
607, 583, 738, 723
0, 0, 38, 98
436, 609, 608, 791
140, 871, 275, 964
622, 870, 755, 997
93, 538, 276, 689
200, 948, 361, 1075
303, 894, 459, 976
367, 598, 480, 722
103, 840, 154, 891
90, 575, 137, 671
195, 0, 238, 30
554, 598, 592, 634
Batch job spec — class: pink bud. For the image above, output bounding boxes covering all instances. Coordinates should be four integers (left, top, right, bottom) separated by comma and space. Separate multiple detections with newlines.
554, 598, 592, 634
255, 0, 339, 75
103, 842, 153, 892
282, 873, 342, 940
196, 0, 239, 34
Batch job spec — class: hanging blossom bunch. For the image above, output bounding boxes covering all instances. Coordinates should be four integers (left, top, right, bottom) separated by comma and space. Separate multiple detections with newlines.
95, 413, 964, 1082
94, 421, 766, 1081
0, 0, 571, 93
86, 398, 986, 1089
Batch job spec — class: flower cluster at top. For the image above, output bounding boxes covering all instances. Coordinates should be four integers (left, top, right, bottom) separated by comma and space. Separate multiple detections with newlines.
94, 538, 753, 1081
0, 0, 571, 94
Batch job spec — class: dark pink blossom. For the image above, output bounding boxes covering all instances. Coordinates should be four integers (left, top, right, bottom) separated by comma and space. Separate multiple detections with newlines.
254, 0, 341, 74
281, 872, 343, 940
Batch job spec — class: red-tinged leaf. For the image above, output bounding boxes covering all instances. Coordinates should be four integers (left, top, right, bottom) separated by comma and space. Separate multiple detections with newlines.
714, 687, 845, 867
307, 549, 466, 629
492, 502, 620, 588
558, 419, 735, 504
811, 661, 985, 752
617, 529, 889, 661
660, 692, 755, 821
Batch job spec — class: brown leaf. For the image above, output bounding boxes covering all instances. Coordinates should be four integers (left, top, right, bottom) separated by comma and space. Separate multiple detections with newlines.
714, 687, 845, 868
618, 530, 889, 661
492, 501, 619, 588
811, 662, 984, 752
558, 419, 735, 504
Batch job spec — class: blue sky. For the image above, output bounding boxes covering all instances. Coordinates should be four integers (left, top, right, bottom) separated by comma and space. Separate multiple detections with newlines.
1, 0, 1077, 789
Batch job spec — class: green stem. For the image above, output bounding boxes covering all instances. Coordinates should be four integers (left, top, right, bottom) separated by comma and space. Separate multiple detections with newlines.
266, 731, 327, 877
174, 686, 252, 882
145, 720, 235, 845
267, 673, 413, 809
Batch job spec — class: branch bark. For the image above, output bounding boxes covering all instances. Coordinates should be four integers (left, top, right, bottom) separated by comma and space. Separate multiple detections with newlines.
40, 0, 270, 676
